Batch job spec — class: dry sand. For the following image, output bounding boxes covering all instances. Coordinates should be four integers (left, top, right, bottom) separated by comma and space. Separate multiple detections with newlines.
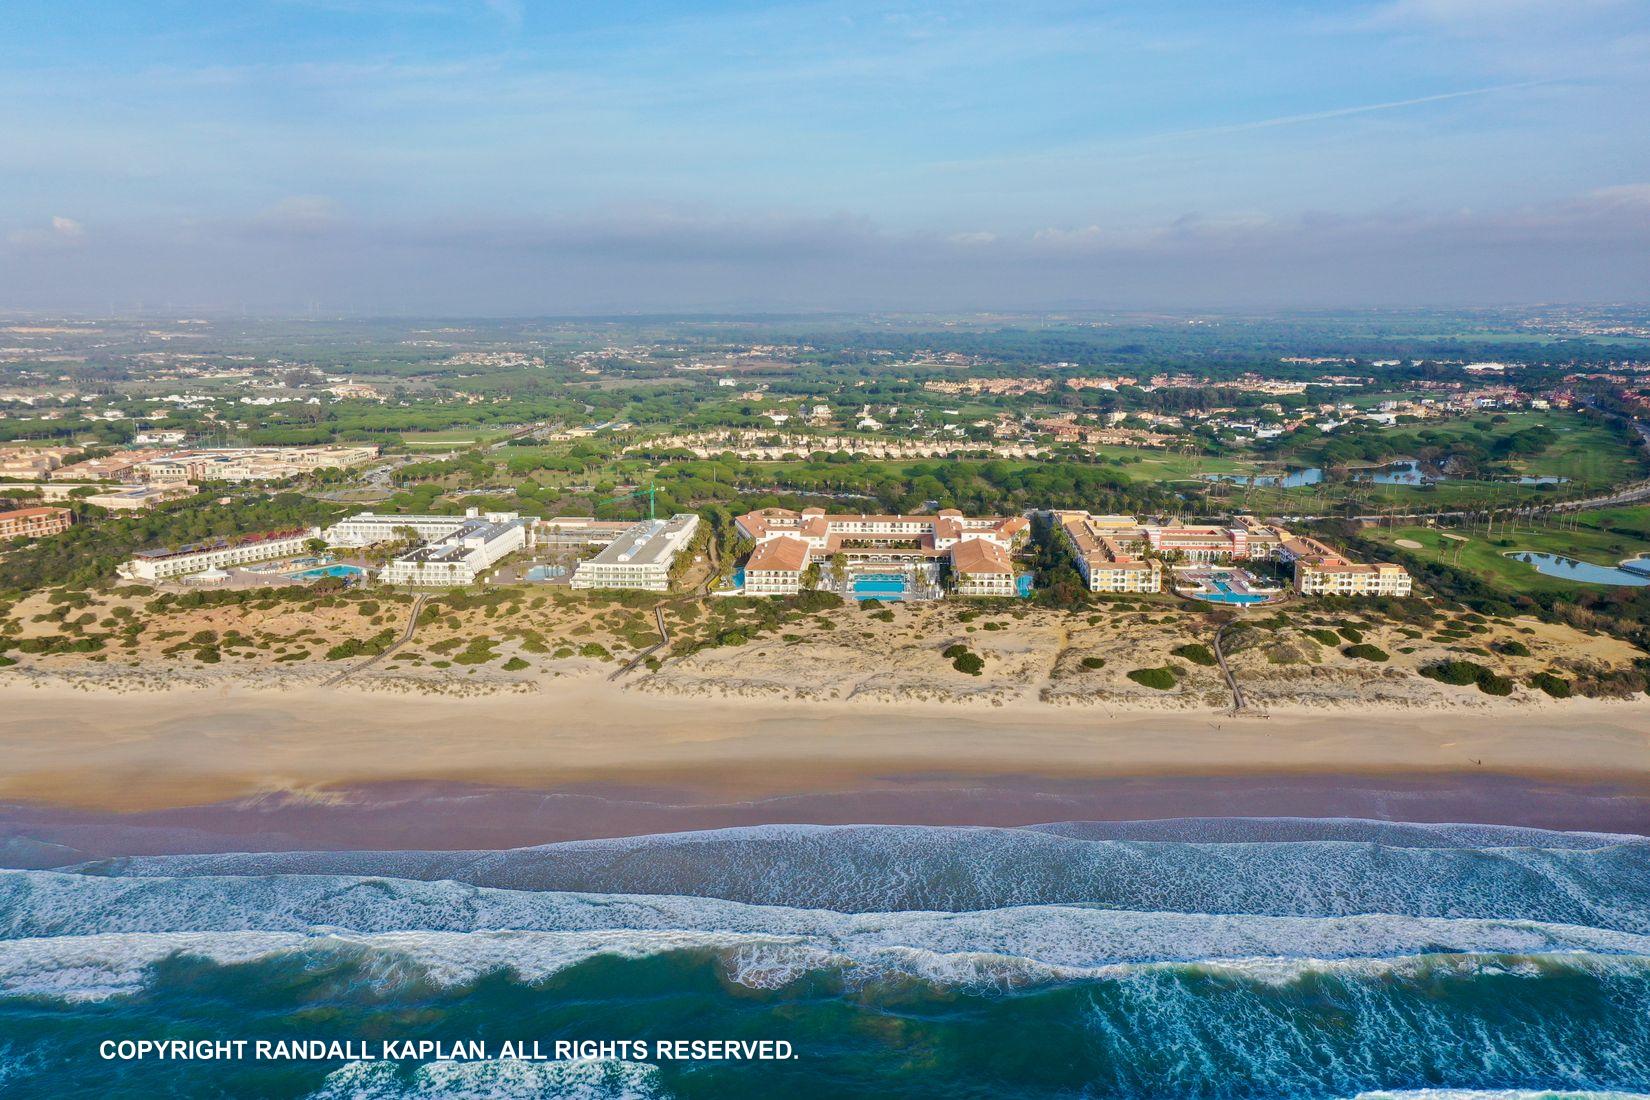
0, 680, 1645, 814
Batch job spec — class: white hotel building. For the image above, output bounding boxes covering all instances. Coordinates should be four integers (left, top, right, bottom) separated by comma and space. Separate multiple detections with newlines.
323, 509, 509, 547
570, 514, 701, 592
378, 513, 529, 587
119, 527, 321, 581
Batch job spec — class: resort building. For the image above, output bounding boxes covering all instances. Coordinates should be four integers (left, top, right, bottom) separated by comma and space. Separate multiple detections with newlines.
951, 537, 1019, 597
119, 527, 322, 581
0, 505, 73, 540
1281, 536, 1413, 597
135, 445, 379, 485
323, 510, 491, 547
1056, 512, 1163, 593
0, 446, 82, 479
1144, 523, 1250, 562
48, 450, 178, 483
732, 508, 1028, 598
570, 513, 701, 592
744, 535, 813, 596
379, 514, 529, 587
82, 485, 188, 511
535, 517, 639, 550
1055, 512, 1406, 600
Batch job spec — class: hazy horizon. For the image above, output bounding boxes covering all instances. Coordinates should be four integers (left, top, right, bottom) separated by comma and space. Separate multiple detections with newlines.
4, 0, 1648, 313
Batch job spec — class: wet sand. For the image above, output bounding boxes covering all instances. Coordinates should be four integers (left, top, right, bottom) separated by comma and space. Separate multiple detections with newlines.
3, 771, 1648, 864
0, 682, 1646, 843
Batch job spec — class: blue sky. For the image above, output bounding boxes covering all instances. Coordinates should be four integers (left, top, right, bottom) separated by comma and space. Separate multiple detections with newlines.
2, 0, 1647, 312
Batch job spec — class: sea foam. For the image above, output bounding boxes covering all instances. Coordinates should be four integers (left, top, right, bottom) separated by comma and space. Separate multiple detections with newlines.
67, 823, 1650, 926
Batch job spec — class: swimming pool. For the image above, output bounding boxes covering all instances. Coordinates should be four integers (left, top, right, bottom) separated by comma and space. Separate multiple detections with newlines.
1191, 575, 1271, 605
525, 565, 566, 581
1016, 574, 1034, 597
286, 564, 366, 581
853, 573, 909, 599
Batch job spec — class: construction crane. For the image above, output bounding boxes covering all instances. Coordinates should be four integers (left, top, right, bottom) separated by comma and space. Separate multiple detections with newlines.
600, 482, 659, 521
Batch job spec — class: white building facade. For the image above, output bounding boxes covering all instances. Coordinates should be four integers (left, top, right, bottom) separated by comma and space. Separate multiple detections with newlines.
119, 528, 321, 581
570, 514, 700, 592
324, 509, 499, 548
379, 515, 528, 587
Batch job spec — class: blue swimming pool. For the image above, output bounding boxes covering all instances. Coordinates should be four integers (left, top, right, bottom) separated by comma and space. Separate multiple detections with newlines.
853, 573, 909, 600
525, 565, 566, 581
286, 564, 366, 581
1016, 574, 1034, 597
1193, 576, 1270, 605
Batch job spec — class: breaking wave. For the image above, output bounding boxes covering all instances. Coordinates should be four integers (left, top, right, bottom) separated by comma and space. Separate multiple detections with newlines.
5, 819, 1650, 1098
67, 822, 1650, 927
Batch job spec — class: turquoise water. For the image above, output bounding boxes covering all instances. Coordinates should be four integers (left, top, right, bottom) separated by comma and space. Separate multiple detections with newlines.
4, 820, 1650, 1098
1504, 552, 1650, 586
285, 564, 366, 580
524, 565, 565, 581
852, 573, 908, 600
1192, 576, 1270, 605
1016, 574, 1034, 597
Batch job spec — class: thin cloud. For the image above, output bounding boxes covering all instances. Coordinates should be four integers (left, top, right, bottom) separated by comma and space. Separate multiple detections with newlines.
1147, 80, 1555, 142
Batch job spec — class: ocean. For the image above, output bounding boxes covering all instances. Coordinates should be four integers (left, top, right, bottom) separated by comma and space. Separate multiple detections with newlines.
1, 818, 1648, 1099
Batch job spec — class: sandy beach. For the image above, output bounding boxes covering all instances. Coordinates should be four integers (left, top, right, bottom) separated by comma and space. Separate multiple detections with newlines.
0, 680, 1646, 817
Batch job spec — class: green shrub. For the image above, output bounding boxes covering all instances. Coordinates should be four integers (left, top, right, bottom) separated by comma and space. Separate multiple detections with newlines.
1171, 643, 1216, 667
1080, 656, 1106, 669
952, 651, 985, 675
1528, 670, 1571, 698
873, 609, 895, 622
1420, 659, 1487, 686
1494, 640, 1531, 657
1477, 671, 1515, 696
1304, 629, 1339, 646
793, 591, 842, 613
501, 656, 529, 672
1341, 644, 1389, 662
578, 642, 611, 660
1127, 667, 1178, 691
942, 643, 969, 659
1336, 625, 1364, 644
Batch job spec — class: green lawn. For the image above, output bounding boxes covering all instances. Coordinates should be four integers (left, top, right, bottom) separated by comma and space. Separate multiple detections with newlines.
399, 428, 517, 445
1365, 507, 1650, 595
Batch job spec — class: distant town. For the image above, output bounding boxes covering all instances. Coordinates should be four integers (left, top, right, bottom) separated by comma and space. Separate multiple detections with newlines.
1, 308, 1648, 709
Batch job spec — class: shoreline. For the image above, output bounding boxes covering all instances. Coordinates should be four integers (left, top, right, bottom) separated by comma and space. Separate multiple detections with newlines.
0, 680, 1646, 821
5, 771, 1649, 861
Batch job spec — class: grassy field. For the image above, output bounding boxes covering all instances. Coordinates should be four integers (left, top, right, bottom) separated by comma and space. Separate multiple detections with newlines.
1365, 507, 1650, 595
399, 428, 519, 446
